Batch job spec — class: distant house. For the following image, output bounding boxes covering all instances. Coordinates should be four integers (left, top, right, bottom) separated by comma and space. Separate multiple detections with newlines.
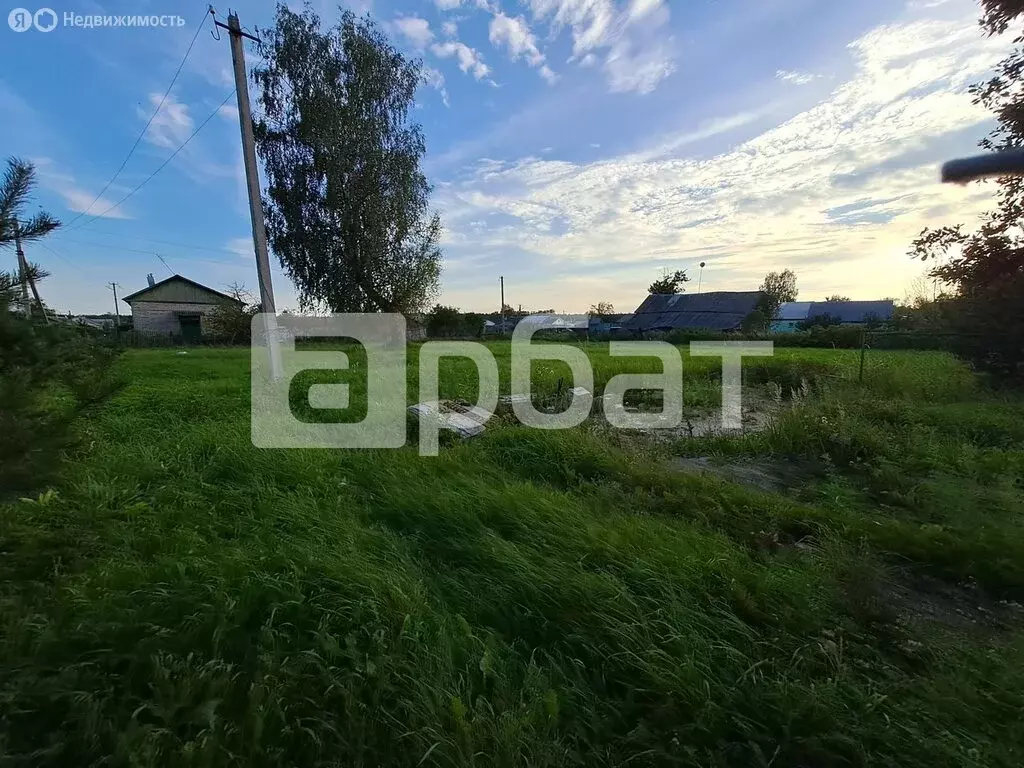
483, 316, 521, 335
69, 315, 115, 331
122, 274, 242, 341
588, 314, 625, 335
772, 300, 895, 331
771, 302, 813, 333
621, 291, 762, 332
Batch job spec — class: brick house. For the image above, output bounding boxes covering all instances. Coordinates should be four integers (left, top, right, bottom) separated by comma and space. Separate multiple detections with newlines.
122, 274, 242, 341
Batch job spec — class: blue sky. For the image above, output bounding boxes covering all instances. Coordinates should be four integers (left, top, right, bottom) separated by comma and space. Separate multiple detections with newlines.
0, 0, 1007, 315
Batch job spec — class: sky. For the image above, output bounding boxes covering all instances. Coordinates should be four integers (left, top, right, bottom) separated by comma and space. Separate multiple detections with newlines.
0, 0, 1009, 316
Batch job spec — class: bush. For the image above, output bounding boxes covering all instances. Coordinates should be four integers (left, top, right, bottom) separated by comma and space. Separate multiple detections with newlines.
0, 275, 122, 495
425, 305, 485, 338
204, 288, 259, 344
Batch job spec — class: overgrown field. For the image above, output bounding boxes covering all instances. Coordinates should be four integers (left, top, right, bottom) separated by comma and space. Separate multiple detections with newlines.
3, 343, 1024, 766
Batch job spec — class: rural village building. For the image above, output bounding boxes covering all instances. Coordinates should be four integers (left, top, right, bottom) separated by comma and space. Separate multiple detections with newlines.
771, 300, 895, 331
122, 274, 241, 341
621, 291, 762, 332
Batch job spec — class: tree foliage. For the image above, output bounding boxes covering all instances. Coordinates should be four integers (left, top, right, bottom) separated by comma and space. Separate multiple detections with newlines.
425, 304, 462, 337
204, 284, 260, 344
909, 3, 1024, 375
980, 0, 1024, 34
0, 157, 60, 247
253, 4, 442, 314
757, 269, 798, 317
424, 305, 484, 337
824, 294, 851, 302
798, 313, 843, 331
589, 301, 615, 318
648, 270, 688, 294
0, 269, 121, 494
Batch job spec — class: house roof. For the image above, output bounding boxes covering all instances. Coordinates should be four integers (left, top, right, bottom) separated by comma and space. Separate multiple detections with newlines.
622, 291, 762, 331
776, 301, 813, 321
807, 300, 894, 323
121, 274, 243, 305
520, 314, 590, 330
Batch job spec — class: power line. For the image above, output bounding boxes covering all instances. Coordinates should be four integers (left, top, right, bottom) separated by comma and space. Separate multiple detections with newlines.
67, 90, 236, 230
63, 6, 213, 228
52, 227, 244, 256
154, 253, 174, 275
35, 241, 105, 284
47, 234, 236, 266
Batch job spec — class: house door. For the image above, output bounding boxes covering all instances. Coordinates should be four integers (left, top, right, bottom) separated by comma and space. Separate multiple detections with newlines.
179, 314, 202, 343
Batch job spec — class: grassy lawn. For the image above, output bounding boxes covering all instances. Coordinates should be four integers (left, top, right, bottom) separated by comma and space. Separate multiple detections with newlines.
3, 343, 1024, 766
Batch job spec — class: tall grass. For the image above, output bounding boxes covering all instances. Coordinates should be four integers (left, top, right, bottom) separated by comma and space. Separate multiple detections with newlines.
2, 344, 1023, 766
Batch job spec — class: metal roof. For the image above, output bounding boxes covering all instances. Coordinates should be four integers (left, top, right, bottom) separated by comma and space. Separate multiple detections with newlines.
121, 274, 243, 305
776, 301, 812, 321
807, 300, 894, 323
519, 314, 590, 330
622, 291, 762, 331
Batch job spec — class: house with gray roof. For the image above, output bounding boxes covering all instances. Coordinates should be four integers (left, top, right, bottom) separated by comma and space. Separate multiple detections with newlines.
122, 274, 242, 342
772, 300, 894, 331
621, 291, 762, 332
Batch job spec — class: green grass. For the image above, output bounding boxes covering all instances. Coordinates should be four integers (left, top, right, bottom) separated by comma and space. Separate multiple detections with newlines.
2, 343, 1024, 766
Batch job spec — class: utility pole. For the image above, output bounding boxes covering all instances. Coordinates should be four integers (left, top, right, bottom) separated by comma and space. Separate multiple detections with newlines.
500, 275, 505, 336
109, 282, 121, 338
216, 8, 282, 378
14, 223, 29, 317
109, 280, 121, 325
14, 222, 48, 323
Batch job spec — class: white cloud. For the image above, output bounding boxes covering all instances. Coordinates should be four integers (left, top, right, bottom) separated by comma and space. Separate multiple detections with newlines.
140, 92, 193, 151
630, 111, 765, 162
627, 0, 664, 22
776, 69, 819, 85
138, 94, 238, 186
435, 4, 1005, 308
442, 20, 458, 36
435, 0, 462, 8
539, 64, 559, 83
225, 237, 253, 259
394, 16, 434, 48
34, 160, 132, 219
524, 0, 674, 93
432, 40, 491, 80
604, 36, 675, 94
489, 12, 545, 66
422, 65, 451, 107
489, 11, 559, 82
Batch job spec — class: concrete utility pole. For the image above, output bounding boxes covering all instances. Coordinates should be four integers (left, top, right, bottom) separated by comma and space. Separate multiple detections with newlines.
14, 224, 29, 317
217, 9, 282, 378
109, 282, 121, 337
500, 275, 505, 335
15, 222, 48, 323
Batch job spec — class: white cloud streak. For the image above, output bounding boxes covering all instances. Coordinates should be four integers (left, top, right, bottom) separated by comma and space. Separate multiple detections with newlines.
140, 92, 193, 151
393, 16, 435, 49
34, 159, 133, 219
776, 69, 819, 85
523, 0, 674, 93
435, 5, 1005, 308
422, 65, 451, 107
489, 11, 558, 82
431, 40, 491, 80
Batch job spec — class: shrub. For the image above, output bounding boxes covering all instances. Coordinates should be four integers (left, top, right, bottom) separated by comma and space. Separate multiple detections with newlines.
0, 272, 122, 494
204, 286, 259, 344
